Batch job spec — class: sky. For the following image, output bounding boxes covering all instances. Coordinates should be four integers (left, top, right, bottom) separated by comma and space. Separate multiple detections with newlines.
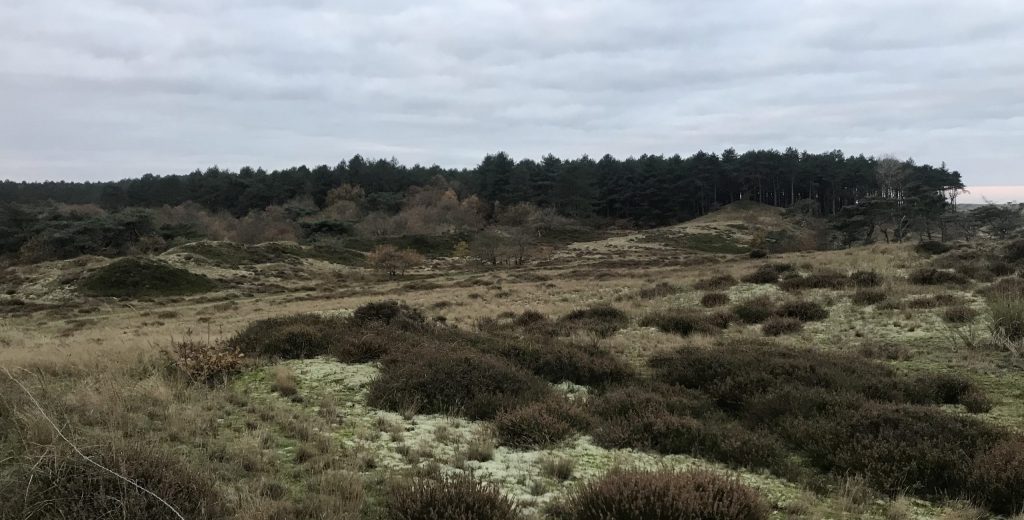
1, 0, 1022, 197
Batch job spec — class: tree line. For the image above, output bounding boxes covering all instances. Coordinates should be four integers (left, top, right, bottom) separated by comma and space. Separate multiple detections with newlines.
0, 148, 965, 227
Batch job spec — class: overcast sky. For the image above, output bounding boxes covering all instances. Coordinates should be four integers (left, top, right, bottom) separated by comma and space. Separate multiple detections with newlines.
1, 0, 1022, 194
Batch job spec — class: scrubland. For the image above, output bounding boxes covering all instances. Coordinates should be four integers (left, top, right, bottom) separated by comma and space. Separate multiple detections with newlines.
2, 223, 1024, 519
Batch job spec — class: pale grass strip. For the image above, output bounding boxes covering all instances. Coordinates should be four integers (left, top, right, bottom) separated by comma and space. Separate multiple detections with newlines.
3, 368, 186, 520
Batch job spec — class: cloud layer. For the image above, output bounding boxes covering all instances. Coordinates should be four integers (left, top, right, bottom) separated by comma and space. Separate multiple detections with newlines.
1, 0, 1023, 183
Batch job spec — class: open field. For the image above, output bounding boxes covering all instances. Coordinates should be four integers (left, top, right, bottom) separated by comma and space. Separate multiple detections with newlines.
2, 216, 1024, 519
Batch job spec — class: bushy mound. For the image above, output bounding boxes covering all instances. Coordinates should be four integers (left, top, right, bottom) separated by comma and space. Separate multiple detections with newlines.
915, 240, 953, 256
776, 300, 829, 322
970, 437, 1024, 515
908, 268, 970, 286
384, 474, 522, 520
367, 346, 551, 419
550, 468, 768, 520
640, 309, 723, 336
762, 316, 803, 336
731, 296, 776, 324
79, 258, 216, 297
351, 300, 426, 329
227, 313, 347, 359
2, 440, 226, 520
494, 397, 590, 448
700, 292, 731, 308
778, 270, 850, 291
480, 336, 635, 387
558, 305, 630, 337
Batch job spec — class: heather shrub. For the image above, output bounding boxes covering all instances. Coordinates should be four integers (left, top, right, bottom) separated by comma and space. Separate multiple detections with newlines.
693, 274, 738, 291
856, 341, 911, 361
2, 440, 227, 520
740, 266, 781, 284
351, 300, 426, 329
494, 397, 589, 448
637, 282, 680, 299
908, 268, 970, 286
367, 346, 550, 419
640, 309, 719, 336
762, 316, 803, 336
970, 437, 1024, 515
852, 289, 887, 306
228, 313, 346, 359
791, 402, 1003, 498
732, 296, 776, 324
700, 292, 730, 308
550, 468, 769, 520
383, 474, 521, 520
481, 336, 635, 386
513, 310, 548, 327
915, 240, 952, 256
778, 270, 850, 291
850, 270, 883, 288
776, 300, 829, 322
79, 258, 216, 298
748, 249, 768, 259
558, 304, 629, 337
1003, 239, 1024, 263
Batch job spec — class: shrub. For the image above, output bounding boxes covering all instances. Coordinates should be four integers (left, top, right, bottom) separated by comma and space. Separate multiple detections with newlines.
558, 305, 629, 337
908, 268, 970, 286
2, 441, 227, 520
367, 244, 425, 276
700, 292, 730, 308
693, 274, 738, 291
637, 282, 679, 299
792, 402, 1003, 498
228, 314, 344, 359
513, 310, 548, 327
942, 305, 979, 324
852, 289, 887, 306
384, 474, 522, 520
550, 468, 768, 520
79, 258, 216, 298
540, 455, 576, 481
850, 270, 883, 288
352, 300, 426, 329
640, 309, 719, 336
367, 346, 550, 419
748, 249, 768, 259
740, 266, 780, 284
482, 337, 635, 387
857, 341, 911, 361
166, 338, 244, 384
762, 316, 803, 336
732, 296, 776, 324
494, 397, 589, 448
970, 437, 1024, 515
915, 240, 953, 256
778, 270, 850, 291
1003, 239, 1024, 263
776, 300, 829, 322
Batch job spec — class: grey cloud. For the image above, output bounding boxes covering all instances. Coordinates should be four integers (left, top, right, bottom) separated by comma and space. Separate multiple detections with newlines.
0, 0, 1022, 184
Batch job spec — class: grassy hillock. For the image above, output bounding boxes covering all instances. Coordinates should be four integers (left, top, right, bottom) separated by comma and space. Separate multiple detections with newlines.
79, 257, 217, 297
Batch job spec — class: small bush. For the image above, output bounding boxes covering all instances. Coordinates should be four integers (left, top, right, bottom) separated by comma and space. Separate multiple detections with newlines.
776, 300, 829, 322
693, 274, 738, 291
494, 397, 589, 448
850, 270, 883, 288
228, 314, 345, 359
367, 346, 550, 419
762, 316, 803, 336
740, 266, 781, 284
942, 305, 979, 324
970, 437, 1024, 515
852, 289, 887, 306
79, 258, 216, 298
700, 292, 730, 308
915, 240, 953, 256
551, 468, 769, 520
640, 309, 719, 336
558, 305, 629, 337
908, 268, 970, 286
637, 282, 679, 299
384, 474, 522, 520
857, 341, 911, 361
732, 296, 776, 324
352, 300, 426, 329
748, 249, 768, 259
540, 455, 576, 481
779, 270, 850, 291
1002, 239, 1024, 263
166, 338, 244, 384
482, 336, 635, 387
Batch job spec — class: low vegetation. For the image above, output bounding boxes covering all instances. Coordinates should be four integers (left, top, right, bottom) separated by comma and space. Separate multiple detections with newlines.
79, 257, 216, 297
